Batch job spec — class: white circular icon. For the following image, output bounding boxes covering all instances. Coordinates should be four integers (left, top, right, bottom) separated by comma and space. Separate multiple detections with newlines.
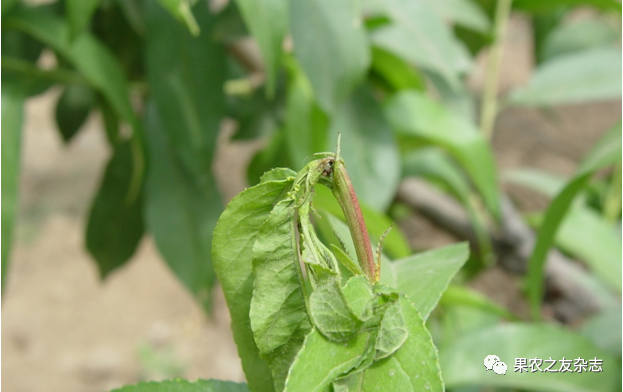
484, 355, 500, 371
493, 361, 507, 375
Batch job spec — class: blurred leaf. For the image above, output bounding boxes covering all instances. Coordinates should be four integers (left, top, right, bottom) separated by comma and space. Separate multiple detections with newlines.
145, 0, 226, 179
509, 47, 622, 107
67, 0, 99, 39
370, 46, 426, 91
1, 28, 53, 96
55, 83, 96, 143
1, 86, 23, 292
387, 243, 470, 320
527, 122, 622, 319
155, 0, 200, 35
6, 7, 144, 199
86, 141, 144, 278
556, 208, 622, 292
143, 104, 222, 311
314, 186, 411, 260
329, 86, 400, 211
235, 0, 287, 96
213, 175, 295, 392
427, 0, 491, 33
247, 130, 291, 186
540, 19, 620, 62
290, 0, 370, 113
440, 285, 519, 320
504, 168, 567, 197
283, 62, 329, 170
385, 91, 501, 219
1, 0, 19, 16
513, 0, 622, 13
581, 306, 622, 357
369, 0, 471, 90
109, 379, 249, 392
441, 323, 619, 392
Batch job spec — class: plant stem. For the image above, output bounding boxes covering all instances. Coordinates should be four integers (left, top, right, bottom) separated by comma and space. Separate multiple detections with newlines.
480, 0, 513, 140
332, 160, 377, 282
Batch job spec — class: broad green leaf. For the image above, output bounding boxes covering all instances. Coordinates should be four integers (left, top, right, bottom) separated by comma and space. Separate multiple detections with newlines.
143, 104, 221, 311
6, 8, 144, 200
389, 243, 470, 320
314, 191, 411, 260
249, 201, 311, 391
441, 323, 618, 392
374, 299, 409, 360
290, 0, 370, 113
555, 208, 622, 292
369, 0, 470, 90
283, 62, 329, 170
55, 83, 95, 143
284, 329, 373, 392
540, 19, 620, 62
155, 0, 200, 35
385, 91, 500, 219
310, 278, 365, 342
212, 177, 293, 392
335, 296, 444, 391
342, 275, 374, 320
527, 122, 622, 318
235, 0, 287, 95
260, 168, 296, 183
109, 378, 249, 392
67, 0, 100, 39
86, 141, 144, 278
427, 0, 491, 33
329, 85, 400, 211
1, 86, 23, 292
370, 46, 426, 92
581, 306, 622, 357
509, 48, 622, 107
145, 0, 226, 179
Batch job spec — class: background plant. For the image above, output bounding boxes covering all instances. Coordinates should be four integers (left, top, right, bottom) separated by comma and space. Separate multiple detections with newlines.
2, 0, 621, 391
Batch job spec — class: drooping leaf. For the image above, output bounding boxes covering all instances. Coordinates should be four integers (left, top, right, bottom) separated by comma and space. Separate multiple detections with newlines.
212, 176, 294, 392
369, 46, 426, 92
527, 122, 622, 318
155, 0, 200, 35
109, 378, 249, 392
426, 0, 491, 33
235, 0, 287, 95
290, 0, 370, 113
509, 47, 622, 107
86, 141, 144, 278
329, 85, 400, 211
1, 86, 23, 292
249, 201, 311, 392
385, 91, 500, 219
143, 104, 222, 311
388, 243, 470, 320
145, 0, 226, 179
54, 83, 96, 143
540, 19, 620, 62
66, 0, 100, 39
369, 0, 471, 90
441, 323, 619, 392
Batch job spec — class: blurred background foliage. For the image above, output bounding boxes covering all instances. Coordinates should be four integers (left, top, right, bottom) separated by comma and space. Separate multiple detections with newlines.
1, 0, 621, 391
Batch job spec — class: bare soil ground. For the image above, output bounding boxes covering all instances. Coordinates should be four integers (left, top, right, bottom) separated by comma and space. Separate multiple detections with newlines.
2, 15, 621, 392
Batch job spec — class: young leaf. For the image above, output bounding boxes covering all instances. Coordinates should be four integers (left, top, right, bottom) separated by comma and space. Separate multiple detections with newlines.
389, 243, 470, 320
290, 0, 370, 113
212, 175, 294, 392
66, 0, 99, 39
249, 201, 311, 391
86, 141, 144, 278
155, 0, 200, 35
54, 83, 95, 143
144, 104, 222, 311
235, 0, 287, 95
109, 378, 249, 392
329, 85, 400, 211
509, 47, 622, 107
385, 91, 501, 219
441, 323, 618, 392
1, 86, 23, 292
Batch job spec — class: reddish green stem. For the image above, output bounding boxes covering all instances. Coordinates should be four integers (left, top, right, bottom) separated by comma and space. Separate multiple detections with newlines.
332, 160, 377, 282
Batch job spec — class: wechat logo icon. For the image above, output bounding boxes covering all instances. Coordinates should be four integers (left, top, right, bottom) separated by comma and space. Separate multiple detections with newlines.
484, 355, 507, 375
